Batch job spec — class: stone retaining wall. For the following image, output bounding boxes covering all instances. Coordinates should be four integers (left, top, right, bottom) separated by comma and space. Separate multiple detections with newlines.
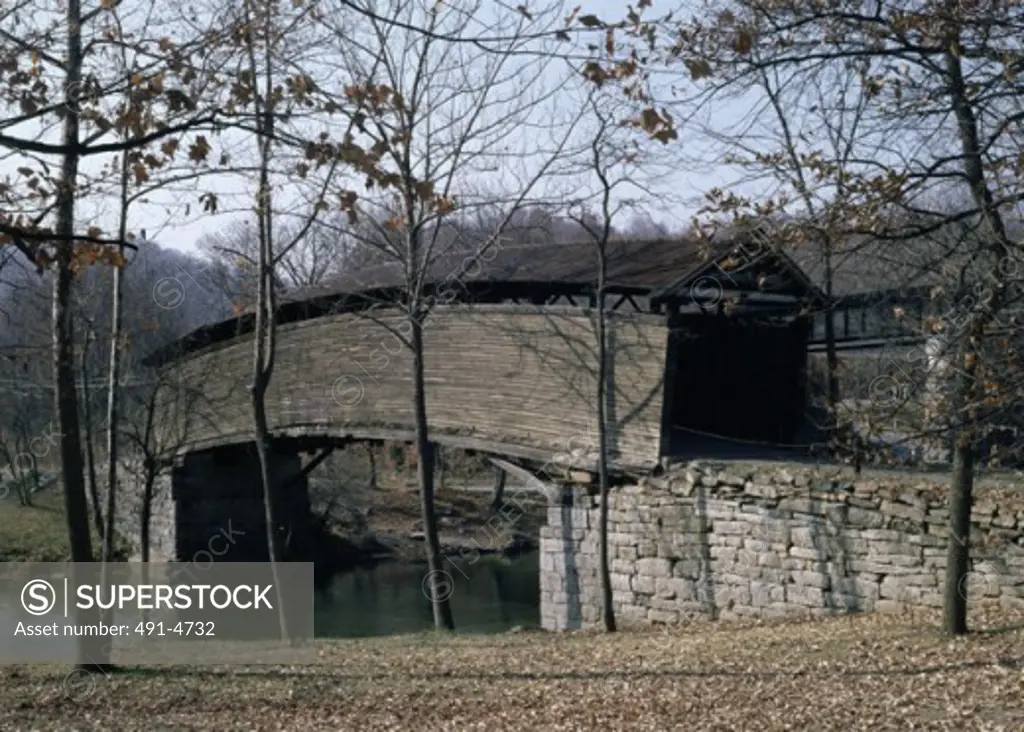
110, 462, 175, 562
540, 461, 1024, 629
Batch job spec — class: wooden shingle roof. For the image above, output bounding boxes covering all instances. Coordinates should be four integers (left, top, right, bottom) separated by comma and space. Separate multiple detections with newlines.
284, 236, 734, 303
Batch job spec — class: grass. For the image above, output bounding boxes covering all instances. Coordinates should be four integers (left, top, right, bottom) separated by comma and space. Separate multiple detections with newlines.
2, 605, 1023, 730
0, 488, 73, 562
0, 483, 130, 561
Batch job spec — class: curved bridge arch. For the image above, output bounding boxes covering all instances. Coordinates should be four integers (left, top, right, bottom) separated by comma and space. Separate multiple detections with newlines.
155, 304, 669, 471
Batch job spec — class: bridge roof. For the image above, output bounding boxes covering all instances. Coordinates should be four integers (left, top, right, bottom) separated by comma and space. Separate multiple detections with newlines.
147, 235, 822, 366
282, 236, 733, 304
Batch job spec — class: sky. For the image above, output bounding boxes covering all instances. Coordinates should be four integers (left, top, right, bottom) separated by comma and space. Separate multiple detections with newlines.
0, 0, 750, 259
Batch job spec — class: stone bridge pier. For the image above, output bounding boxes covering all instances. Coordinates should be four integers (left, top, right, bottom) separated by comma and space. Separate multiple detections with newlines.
539, 484, 601, 631
120, 442, 315, 563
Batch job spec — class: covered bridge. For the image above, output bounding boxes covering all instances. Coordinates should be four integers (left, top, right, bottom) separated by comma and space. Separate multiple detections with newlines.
146, 232, 825, 476
132, 232, 828, 561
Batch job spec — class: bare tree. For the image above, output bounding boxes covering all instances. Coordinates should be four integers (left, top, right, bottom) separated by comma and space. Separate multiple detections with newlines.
315, 0, 591, 630
0, 0, 238, 668
588, 0, 1024, 635
569, 96, 619, 633
564, 91, 674, 632
120, 364, 209, 564
103, 148, 129, 568
240, 0, 296, 638
228, 0, 365, 638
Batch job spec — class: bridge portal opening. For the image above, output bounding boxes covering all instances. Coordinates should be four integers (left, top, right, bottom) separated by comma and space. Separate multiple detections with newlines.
664, 316, 808, 456
172, 443, 316, 563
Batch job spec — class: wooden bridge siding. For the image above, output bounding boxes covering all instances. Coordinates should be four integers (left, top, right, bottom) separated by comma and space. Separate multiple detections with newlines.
158, 306, 669, 469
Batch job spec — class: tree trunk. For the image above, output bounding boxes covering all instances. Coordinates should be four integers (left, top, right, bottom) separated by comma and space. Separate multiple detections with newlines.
138, 387, 160, 566
251, 232, 289, 641
56, 0, 105, 671
26, 450, 39, 505
252, 381, 288, 622
140, 469, 155, 564
56, 3, 91, 564
944, 430, 974, 635
81, 324, 116, 630
97, 155, 129, 635
250, 238, 289, 639
436, 445, 446, 493
103, 153, 128, 566
822, 248, 848, 466
590, 119, 617, 633
245, 0, 287, 639
411, 321, 455, 630
489, 465, 506, 512
18, 473, 32, 506
79, 327, 105, 543
140, 468, 154, 625
939, 42, 1011, 635
596, 287, 616, 633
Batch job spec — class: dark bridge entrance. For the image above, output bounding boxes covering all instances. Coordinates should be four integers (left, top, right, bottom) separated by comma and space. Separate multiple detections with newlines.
667, 316, 809, 449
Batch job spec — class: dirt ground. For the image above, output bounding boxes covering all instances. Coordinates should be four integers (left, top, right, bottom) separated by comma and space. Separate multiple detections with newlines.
3, 603, 1022, 731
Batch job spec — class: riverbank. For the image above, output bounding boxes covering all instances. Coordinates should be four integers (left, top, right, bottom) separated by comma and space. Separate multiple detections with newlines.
3, 603, 1022, 730
308, 445, 548, 571
316, 478, 547, 569
0, 456, 548, 567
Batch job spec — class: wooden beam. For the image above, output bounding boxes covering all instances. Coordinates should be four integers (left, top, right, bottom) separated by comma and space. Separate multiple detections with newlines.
544, 465, 597, 484
620, 295, 635, 311
488, 457, 561, 503
282, 446, 334, 492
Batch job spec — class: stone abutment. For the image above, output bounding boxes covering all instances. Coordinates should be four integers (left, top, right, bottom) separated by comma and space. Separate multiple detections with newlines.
115, 443, 314, 563
540, 461, 1024, 629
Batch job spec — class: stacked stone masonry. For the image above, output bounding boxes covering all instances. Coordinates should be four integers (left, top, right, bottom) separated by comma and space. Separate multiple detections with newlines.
540, 461, 1024, 630
113, 447, 311, 563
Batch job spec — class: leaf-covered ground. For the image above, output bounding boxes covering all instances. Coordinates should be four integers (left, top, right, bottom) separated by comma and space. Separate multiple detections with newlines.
2, 604, 1023, 730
